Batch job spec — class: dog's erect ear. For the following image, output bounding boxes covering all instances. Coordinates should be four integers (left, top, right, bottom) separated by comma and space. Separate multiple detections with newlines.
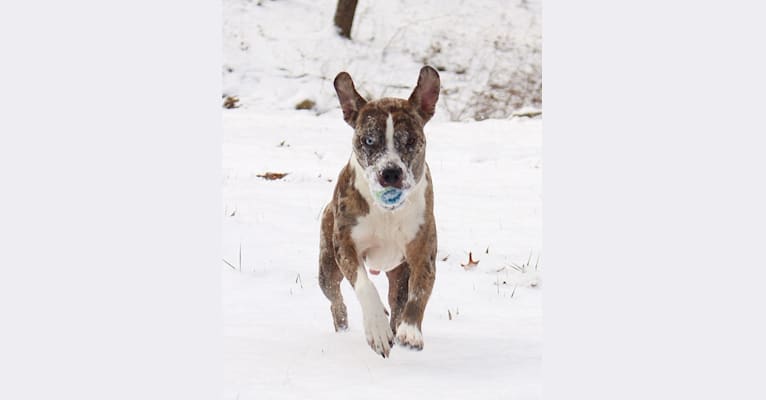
334, 72, 367, 128
408, 66, 440, 124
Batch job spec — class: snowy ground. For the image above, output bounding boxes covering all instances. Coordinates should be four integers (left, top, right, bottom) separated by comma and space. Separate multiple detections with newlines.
223, 110, 541, 399
223, 0, 542, 398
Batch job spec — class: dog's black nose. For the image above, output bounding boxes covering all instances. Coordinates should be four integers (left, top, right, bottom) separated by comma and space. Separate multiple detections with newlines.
380, 167, 403, 187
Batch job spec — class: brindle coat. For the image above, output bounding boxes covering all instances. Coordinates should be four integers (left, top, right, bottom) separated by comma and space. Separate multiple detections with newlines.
318, 67, 440, 358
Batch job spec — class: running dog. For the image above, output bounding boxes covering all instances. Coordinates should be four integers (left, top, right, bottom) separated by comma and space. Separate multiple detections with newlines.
318, 66, 440, 358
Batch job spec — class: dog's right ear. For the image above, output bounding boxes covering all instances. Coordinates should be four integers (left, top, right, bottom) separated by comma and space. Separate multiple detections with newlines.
334, 72, 367, 128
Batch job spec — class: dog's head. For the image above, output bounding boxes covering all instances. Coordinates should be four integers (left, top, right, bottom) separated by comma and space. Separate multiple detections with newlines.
334, 66, 440, 210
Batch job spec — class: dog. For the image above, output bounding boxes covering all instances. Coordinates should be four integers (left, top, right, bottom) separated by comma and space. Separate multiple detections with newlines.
318, 66, 440, 358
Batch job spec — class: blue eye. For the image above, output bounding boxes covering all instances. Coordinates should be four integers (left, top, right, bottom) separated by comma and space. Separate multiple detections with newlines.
364, 136, 375, 146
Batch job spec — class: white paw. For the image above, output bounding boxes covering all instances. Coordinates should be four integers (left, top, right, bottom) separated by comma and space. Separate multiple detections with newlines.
395, 323, 424, 350
354, 267, 394, 357
363, 306, 394, 358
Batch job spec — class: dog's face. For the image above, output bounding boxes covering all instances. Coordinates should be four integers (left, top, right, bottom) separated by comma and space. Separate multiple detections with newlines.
334, 67, 440, 210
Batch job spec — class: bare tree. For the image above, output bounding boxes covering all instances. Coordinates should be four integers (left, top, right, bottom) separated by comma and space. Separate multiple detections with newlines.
333, 0, 358, 39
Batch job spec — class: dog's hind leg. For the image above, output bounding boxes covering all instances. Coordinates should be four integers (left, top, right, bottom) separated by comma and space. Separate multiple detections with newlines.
386, 261, 410, 334
318, 206, 348, 331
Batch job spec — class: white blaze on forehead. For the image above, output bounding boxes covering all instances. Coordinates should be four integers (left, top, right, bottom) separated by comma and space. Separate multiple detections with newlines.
380, 113, 403, 168
368, 112, 415, 191
385, 113, 395, 153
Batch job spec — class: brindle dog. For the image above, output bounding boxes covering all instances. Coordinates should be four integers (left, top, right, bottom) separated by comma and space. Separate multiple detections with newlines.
319, 67, 440, 358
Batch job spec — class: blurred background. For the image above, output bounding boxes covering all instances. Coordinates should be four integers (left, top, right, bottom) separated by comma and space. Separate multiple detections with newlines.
222, 0, 542, 121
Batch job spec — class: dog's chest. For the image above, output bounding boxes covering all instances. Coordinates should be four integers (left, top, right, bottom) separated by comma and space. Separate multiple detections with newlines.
351, 189, 426, 272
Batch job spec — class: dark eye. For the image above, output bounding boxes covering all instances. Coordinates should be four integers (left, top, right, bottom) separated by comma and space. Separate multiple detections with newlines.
363, 136, 375, 146
406, 135, 417, 147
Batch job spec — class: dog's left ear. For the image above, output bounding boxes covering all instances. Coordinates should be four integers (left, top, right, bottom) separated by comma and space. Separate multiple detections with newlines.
408, 66, 440, 124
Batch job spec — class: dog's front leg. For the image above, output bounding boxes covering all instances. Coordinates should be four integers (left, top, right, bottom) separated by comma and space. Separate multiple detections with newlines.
333, 233, 394, 358
396, 226, 437, 350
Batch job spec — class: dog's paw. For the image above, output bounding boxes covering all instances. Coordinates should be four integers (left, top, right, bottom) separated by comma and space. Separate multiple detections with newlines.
363, 307, 394, 358
330, 302, 348, 332
395, 323, 424, 350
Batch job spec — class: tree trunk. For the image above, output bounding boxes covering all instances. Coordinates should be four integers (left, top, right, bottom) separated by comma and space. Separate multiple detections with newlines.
333, 0, 358, 40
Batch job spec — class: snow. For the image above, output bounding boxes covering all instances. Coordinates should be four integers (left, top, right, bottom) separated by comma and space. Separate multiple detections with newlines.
223, 111, 541, 399
223, 0, 541, 121
223, 0, 541, 399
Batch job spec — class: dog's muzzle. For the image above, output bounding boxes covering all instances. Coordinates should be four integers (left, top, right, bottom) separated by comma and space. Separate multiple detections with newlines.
364, 164, 409, 210
379, 166, 403, 189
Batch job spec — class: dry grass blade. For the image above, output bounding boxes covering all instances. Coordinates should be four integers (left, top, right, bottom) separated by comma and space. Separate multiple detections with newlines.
509, 263, 525, 273
222, 258, 237, 271
508, 250, 539, 273
512, 110, 542, 118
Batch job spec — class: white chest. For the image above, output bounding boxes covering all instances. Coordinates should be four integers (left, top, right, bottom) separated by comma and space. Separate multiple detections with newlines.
350, 164, 427, 272
351, 202, 424, 271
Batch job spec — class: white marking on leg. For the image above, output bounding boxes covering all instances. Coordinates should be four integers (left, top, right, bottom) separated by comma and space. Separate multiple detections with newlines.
354, 266, 394, 356
396, 322, 424, 350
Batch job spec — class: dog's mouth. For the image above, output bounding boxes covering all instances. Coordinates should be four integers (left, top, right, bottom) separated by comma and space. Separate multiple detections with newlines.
370, 183, 414, 210
374, 187, 406, 209
361, 166, 412, 210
